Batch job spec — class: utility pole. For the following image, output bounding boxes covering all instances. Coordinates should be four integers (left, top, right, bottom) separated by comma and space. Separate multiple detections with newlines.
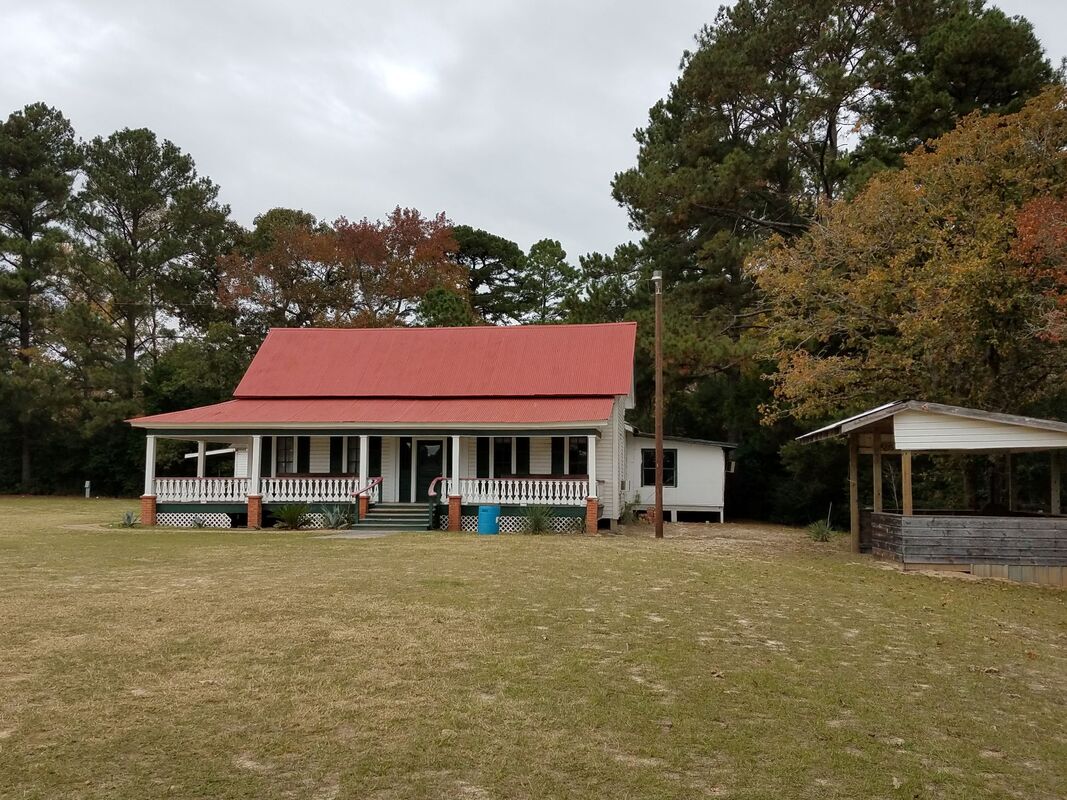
653, 270, 664, 539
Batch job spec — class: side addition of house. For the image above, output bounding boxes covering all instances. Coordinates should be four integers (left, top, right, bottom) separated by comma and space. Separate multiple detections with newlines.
624, 427, 734, 522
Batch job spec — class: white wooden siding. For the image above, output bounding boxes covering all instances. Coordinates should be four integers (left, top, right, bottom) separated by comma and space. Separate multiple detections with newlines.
626, 433, 726, 512
309, 437, 331, 473
530, 437, 552, 473
465, 438, 478, 477
893, 410, 1067, 451
233, 448, 248, 478
595, 407, 619, 519
612, 398, 626, 516
381, 436, 398, 502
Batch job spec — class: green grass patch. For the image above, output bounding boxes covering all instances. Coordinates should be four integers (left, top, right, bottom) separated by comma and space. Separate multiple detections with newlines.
0, 496, 1064, 798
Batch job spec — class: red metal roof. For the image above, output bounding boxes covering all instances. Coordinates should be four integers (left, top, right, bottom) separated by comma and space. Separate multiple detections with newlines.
233, 323, 636, 398
130, 397, 614, 427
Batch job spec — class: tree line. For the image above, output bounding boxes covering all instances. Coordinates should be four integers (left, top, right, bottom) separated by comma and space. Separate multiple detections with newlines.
3, 0, 1065, 520
0, 114, 584, 494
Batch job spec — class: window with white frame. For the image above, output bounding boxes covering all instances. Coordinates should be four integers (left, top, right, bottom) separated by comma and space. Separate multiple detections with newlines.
477, 437, 531, 477
551, 436, 590, 476
276, 436, 295, 474
345, 436, 360, 475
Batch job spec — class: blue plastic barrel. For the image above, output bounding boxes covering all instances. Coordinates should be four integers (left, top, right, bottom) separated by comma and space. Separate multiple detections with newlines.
477, 505, 501, 535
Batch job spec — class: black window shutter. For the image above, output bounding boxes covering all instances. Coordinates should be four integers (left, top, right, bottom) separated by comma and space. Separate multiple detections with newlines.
370, 436, 382, 477
398, 437, 411, 502
476, 438, 490, 478
568, 437, 588, 476
516, 437, 530, 476
329, 437, 343, 473
297, 436, 311, 473
260, 437, 273, 478
551, 437, 565, 475
493, 437, 513, 477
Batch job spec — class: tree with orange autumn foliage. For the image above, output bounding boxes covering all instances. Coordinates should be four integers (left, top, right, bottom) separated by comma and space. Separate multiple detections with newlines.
219, 206, 460, 333
751, 87, 1067, 423
1014, 196, 1067, 341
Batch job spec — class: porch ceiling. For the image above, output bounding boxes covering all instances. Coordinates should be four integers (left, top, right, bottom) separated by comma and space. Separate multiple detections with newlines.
129, 397, 614, 428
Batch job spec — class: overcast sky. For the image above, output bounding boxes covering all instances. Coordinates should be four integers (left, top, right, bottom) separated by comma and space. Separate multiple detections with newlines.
2, 1, 1064, 260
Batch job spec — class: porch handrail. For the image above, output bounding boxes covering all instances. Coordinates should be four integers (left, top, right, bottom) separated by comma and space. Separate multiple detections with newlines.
427, 475, 447, 499
352, 477, 383, 504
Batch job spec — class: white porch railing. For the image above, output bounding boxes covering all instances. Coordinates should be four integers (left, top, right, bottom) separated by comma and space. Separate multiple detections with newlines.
263, 476, 377, 504
155, 477, 249, 503
439, 477, 588, 506
154, 477, 381, 504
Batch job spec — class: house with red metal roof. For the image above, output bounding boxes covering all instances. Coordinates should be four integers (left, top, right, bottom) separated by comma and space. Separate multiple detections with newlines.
130, 323, 645, 532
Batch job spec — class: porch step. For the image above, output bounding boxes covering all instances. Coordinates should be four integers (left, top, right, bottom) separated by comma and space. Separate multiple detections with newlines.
349, 520, 424, 533
356, 503, 432, 531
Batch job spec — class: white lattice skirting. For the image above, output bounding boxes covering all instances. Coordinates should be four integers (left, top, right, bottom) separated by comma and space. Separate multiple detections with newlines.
437, 513, 582, 533
157, 512, 232, 529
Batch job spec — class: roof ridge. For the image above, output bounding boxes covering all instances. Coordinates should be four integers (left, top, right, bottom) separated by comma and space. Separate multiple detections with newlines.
263, 321, 637, 333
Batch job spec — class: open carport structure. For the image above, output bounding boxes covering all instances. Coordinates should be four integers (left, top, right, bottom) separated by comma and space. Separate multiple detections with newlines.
799, 401, 1067, 588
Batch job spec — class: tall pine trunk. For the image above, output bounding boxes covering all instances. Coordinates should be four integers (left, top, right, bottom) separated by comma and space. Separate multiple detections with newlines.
18, 285, 32, 487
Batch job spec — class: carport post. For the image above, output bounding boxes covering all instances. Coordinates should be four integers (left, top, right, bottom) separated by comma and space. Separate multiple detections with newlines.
872, 434, 883, 513
848, 433, 860, 553
901, 451, 914, 516
1006, 453, 1017, 512
1052, 453, 1061, 516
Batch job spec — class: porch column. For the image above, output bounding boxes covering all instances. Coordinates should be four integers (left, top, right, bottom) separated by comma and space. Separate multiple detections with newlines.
196, 440, 207, 479
585, 434, 598, 534
901, 451, 914, 516
848, 433, 859, 553
1051, 453, 1061, 516
247, 435, 263, 529
448, 434, 462, 532
358, 434, 370, 518
141, 435, 158, 526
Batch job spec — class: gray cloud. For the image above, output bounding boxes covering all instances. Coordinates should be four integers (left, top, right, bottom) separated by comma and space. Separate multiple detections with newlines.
1, 1, 1063, 260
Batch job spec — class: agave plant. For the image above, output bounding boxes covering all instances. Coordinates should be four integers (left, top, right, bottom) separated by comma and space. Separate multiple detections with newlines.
119, 510, 139, 528
274, 503, 310, 530
320, 504, 352, 529
191, 516, 207, 529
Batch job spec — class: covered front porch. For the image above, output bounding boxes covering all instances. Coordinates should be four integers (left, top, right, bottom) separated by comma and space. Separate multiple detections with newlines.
140, 431, 602, 532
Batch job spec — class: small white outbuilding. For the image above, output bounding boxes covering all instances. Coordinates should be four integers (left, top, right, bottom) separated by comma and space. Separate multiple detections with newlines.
624, 427, 735, 522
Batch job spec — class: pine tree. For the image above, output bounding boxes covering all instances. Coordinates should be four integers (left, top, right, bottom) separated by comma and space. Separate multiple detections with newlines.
0, 103, 80, 486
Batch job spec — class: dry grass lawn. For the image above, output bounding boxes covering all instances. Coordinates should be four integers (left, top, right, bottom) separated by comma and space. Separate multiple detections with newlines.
0, 497, 1065, 799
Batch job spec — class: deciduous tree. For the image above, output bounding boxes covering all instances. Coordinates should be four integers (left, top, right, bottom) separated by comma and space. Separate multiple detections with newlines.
752, 88, 1067, 422
221, 207, 461, 329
